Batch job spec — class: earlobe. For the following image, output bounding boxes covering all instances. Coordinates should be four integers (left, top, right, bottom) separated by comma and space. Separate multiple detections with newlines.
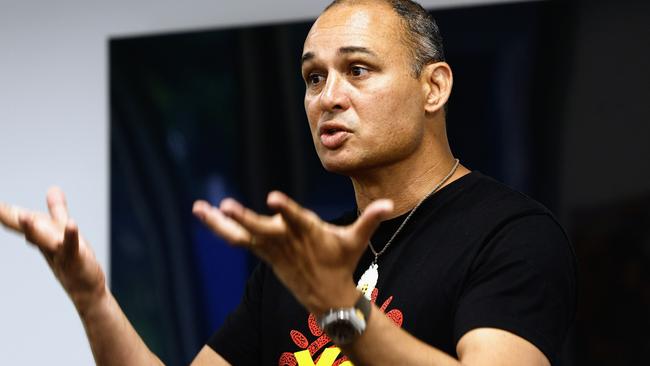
423, 62, 453, 114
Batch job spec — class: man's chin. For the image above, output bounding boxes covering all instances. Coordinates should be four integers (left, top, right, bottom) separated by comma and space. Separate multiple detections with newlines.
316, 147, 378, 176
319, 156, 367, 176
320, 158, 354, 175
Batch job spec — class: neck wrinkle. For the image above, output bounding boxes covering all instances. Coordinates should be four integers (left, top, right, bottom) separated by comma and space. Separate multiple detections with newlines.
352, 153, 469, 219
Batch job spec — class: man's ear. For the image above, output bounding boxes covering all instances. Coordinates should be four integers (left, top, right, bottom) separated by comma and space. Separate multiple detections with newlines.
421, 62, 453, 114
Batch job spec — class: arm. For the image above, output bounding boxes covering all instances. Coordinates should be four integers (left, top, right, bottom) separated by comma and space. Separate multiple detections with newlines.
193, 191, 551, 366
78, 285, 165, 365
0, 188, 163, 366
342, 304, 549, 365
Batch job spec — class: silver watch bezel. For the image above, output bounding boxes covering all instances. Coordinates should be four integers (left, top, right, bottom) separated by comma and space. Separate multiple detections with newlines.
317, 296, 370, 345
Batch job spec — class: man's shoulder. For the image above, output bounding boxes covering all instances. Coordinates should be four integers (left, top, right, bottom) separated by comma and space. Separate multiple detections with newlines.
447, 171, 573, 259
326, 171, 561, 236
452, 171, 553, 220
427, 171, 569, 247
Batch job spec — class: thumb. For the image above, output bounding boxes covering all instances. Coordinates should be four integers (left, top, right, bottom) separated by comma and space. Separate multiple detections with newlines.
352, 199, 394, 244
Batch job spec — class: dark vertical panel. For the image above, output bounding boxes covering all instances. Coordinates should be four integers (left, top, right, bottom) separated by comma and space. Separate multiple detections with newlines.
559, 0, 650, 365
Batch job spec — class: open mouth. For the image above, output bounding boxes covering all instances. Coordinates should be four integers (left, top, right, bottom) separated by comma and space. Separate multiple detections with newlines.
319, 128, 349, 149
324, 128, 342, 135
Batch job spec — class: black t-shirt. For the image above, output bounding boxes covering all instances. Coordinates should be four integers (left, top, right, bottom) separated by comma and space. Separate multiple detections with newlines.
207, 171, 576, 365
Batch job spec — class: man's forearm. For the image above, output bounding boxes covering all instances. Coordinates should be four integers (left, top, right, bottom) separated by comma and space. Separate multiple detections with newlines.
340, 304, 550, 366
341, 305, 461, 366
77, 286, 164, 366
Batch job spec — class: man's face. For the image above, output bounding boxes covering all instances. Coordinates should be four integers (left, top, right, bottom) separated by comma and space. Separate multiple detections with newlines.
302, 2, 428, 175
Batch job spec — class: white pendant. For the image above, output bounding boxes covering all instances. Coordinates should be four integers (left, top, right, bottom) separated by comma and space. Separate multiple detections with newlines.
356, 263, 379, 300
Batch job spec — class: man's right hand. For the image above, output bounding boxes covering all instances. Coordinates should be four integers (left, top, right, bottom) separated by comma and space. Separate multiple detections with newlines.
0, 187, 106, 313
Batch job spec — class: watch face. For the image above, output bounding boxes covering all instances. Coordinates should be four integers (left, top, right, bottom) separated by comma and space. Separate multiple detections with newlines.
318, 299, 369, 345
325, 319, 358, 345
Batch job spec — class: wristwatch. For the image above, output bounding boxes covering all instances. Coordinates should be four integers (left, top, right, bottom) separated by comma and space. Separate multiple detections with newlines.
317, 294, 372, 345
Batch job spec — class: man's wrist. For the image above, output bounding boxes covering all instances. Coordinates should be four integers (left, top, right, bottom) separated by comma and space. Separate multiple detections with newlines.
73, 284, 111, 320
309, 281, 360, 317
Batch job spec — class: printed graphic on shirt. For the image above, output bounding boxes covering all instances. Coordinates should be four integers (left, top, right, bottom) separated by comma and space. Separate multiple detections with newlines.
278, 288, 404, 366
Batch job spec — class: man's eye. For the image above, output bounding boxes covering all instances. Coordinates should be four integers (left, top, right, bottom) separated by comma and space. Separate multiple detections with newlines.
308, 74, 324, 86
350, 66, 369, 77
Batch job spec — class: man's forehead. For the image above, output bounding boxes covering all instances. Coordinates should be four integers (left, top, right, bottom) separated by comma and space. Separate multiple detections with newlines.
302, 3, 401, 58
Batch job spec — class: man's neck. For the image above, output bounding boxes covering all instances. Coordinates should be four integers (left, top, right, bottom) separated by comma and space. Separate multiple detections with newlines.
351, 151, 470, 218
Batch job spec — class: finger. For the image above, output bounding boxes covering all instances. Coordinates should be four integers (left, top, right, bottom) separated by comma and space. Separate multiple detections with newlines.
18, 212, 63, 254
47, 187, 69, 224
266, 191, 316, 233
0, 202, 26, 231
352, 199, 394, 244
63, 220, 80, 261
193, 200, 252, 245
219, 198, 281, 236
192, 200, 212, 221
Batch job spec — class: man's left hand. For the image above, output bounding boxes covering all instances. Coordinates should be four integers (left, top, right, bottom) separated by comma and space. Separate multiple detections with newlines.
192, 191, 393, 315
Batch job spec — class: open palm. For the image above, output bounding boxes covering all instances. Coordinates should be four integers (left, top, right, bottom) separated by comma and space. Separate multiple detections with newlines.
193, 190, 393, 314
0, 188, 105, 310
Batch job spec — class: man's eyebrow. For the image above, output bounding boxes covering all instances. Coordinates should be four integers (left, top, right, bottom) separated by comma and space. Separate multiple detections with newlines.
301, 52, 315, 65
300, 46, 377, 66
338, 46, 377, 57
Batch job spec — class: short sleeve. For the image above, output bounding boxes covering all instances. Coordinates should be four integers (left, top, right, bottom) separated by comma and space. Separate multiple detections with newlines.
453, 214, 576, 364
207, 263, 265, 365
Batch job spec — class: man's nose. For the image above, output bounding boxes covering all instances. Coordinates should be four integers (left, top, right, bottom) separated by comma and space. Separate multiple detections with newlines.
319, 73, 350, 111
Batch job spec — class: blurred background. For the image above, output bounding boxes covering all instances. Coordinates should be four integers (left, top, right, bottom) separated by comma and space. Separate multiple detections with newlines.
1, 0, 649, 365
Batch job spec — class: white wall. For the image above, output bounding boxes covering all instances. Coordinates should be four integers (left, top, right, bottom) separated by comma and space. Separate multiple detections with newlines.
0, 0, 532, 364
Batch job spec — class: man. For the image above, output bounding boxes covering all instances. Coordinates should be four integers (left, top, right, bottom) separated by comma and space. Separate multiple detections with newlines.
0, 0, 575, 365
